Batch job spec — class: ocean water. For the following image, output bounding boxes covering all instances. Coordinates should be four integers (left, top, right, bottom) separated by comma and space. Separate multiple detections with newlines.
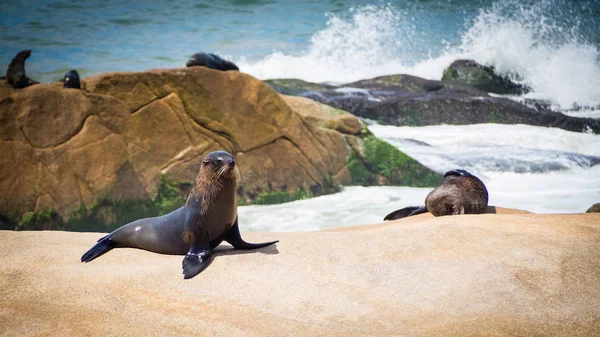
1, 0, 599, 231
2, 0, 599, 110
239, 124, 600, 232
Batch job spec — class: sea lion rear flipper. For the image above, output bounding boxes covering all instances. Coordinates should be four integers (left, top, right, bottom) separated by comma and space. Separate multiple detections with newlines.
182, 238, 214, 279
383, 206, 427, 221
225, 218, 278, 250
81, 235, 114, 263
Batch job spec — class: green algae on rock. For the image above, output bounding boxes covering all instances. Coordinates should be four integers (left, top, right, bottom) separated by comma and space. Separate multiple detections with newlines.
347, 135, 441, 187
264, 78, 335, 96
442, 59, 529, 95
6, 175, 191, 232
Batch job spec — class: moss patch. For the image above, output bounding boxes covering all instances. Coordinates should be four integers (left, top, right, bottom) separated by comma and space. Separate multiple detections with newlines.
348, 135, 441, 187
66, 175, 191, 232
17, 209, 64, 231
405, 108, 420, 126
6, 175, 192, 232
490, 104, 499, 123
155, 175, 190, 215
347, 150, 376, 185
332, 108, 349, 115
263, 79, 334, 95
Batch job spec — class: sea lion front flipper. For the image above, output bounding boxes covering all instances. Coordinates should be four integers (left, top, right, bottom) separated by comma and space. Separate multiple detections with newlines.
182, 238, 214, 279
383, 206, 427, 221
225, 217, 278, 250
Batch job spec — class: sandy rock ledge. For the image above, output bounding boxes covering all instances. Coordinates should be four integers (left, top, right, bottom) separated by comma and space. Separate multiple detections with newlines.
1, 210, 599, 336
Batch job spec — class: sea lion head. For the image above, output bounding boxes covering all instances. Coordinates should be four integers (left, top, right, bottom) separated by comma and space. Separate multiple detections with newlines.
201, 150, 239, 181
62, 69, 81, 89
16, 50, 31, 60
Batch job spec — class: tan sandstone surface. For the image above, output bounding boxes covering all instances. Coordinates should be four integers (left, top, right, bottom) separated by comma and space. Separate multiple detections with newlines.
1, 208, 599, 336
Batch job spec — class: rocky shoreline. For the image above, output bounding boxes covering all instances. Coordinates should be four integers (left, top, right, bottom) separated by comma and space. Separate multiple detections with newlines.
265, 60, 599, 134
0, 67, 440, 231
2, 59, 597, 231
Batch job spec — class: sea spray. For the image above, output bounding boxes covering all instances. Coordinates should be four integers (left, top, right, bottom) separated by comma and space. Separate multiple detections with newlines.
239, 4, 418, 83
240, 0, 600, 112
450, 0, 600, 110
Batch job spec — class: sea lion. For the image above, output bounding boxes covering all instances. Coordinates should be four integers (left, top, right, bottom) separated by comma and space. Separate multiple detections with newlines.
81, 150, 278, 279
186, 52, 239, 71
5, 50, 39, 89
384, 169, 489, 220
61, 69, 81, 89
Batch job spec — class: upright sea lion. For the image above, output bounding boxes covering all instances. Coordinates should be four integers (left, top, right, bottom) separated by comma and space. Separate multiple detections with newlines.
61, 69, 81, 89
5, 50, 39, 89
81, 150, 278, 279
186, 52, 239, 71
384, 169, 489, 221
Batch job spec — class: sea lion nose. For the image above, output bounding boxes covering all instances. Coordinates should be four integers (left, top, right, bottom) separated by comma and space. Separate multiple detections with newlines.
230, 159, 236, 166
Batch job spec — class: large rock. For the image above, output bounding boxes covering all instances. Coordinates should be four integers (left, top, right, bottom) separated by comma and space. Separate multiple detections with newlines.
264, 78, 335, 96
441, 59, 529, 95
1, 210, 599, 336
587, 203, 600, 213
269, 75, 600, 134
0, 68, 440, 230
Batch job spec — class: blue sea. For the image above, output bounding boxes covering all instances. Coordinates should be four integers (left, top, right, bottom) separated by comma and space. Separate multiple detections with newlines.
2, 0, 599, 229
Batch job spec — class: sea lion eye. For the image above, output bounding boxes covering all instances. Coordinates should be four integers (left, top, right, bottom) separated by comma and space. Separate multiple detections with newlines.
216, 158, 224, 165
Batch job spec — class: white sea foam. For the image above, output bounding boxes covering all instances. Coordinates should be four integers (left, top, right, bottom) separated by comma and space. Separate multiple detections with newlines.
239, 124, 600, 232
449, 0, 600, 111
239, 1, 600, 113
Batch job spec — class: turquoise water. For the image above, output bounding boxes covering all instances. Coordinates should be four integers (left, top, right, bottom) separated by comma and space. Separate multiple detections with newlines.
1, 0, 599, 109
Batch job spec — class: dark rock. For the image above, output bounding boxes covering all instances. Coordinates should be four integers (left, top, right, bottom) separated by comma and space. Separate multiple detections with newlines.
441, 59, 530, 95
586, 203, 600, 213
521, 98, 554, 112
269, 74, 599, 134
264, 79, 336, 96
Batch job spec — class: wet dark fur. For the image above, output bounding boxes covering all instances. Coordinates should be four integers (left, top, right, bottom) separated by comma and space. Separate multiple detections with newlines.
62, 69, 81, 89
186, 52, 239, 71
384, 169, 489, 221
5, 50, 39, 89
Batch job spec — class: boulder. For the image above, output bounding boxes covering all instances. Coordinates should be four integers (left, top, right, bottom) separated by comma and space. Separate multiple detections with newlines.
270, 75, 600, 134
1, 210, 599, 336
0, 68, 440, 230
264, 78, 335, 96
441, 59, 529, 95
587, 203, 600, 213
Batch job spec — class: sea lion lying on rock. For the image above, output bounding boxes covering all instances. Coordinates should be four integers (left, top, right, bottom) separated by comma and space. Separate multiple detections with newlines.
61, 69, 81, 89
186, 52, 239, 71
384, 169, 488, 220
82, 150, 278, 279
